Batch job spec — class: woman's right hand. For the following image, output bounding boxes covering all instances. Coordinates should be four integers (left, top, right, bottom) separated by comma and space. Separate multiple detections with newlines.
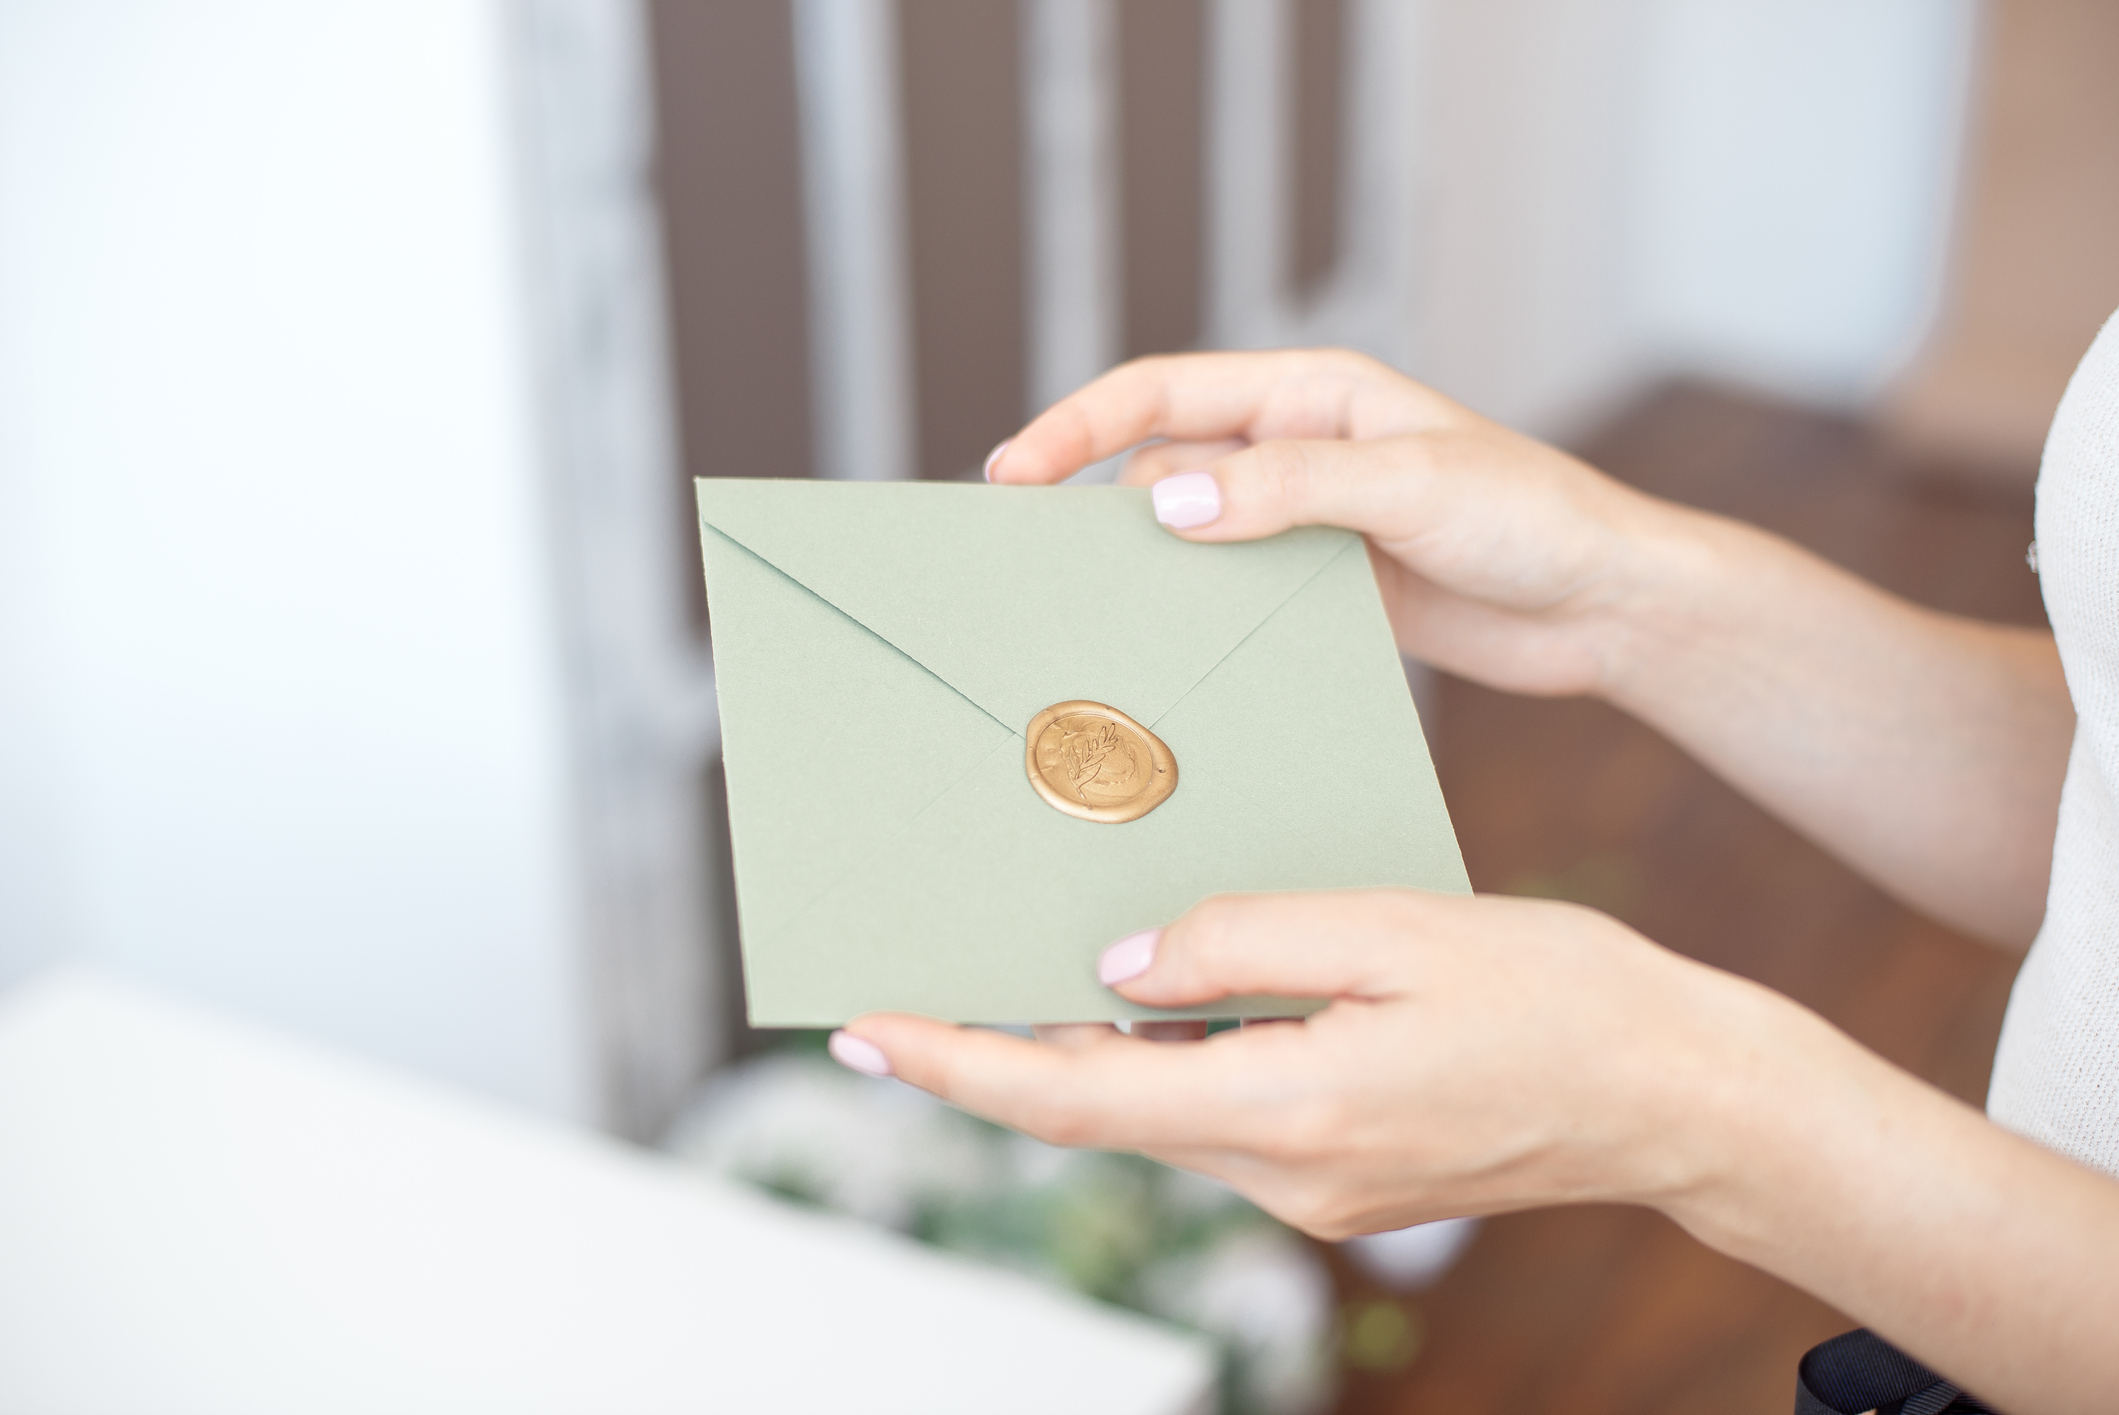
984, 348, 1697, 700
989, 347, 2071, 945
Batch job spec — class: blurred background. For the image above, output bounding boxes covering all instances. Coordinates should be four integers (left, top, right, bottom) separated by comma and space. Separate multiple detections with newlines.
2, 1, 2116, 1410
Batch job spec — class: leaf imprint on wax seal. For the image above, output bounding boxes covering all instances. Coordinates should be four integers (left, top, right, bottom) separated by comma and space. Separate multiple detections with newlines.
1024, 701, 1178, 824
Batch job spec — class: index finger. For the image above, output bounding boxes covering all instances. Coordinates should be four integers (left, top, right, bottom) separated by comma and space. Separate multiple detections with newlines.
987, 348, 1451, 485
844, 1012, 1307, 1152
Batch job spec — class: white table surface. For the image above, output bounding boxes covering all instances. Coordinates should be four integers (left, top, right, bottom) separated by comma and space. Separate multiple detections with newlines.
0, 972, 1213, 1414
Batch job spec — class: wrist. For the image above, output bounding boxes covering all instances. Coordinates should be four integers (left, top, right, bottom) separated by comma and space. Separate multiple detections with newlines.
1622, 966, 2119, 1410
1630, 964, 1907, 1252
1518, 932, 1839, 1219
1585, 496, 1767, 711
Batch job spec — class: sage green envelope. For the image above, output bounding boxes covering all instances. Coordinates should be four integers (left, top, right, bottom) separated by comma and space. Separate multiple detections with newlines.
696, 478, 1469, 1026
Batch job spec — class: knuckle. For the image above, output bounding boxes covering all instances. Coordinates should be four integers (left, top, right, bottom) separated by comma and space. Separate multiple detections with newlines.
1322, 346, 1379, 379
1173, 896, 1246, 973
1238, 1085, 1347, 1167
1252, 440, 1316, 512
1271, 1177, 1339, 1228
1020, 1094, 1094, 1149
1305, 1205, 1363, 1243
1278, 1100, 1353, 1163
1106, 353, 1166, 390
1379, 887, 1436, 935
915, 1047, 959, 1104
1249, 1126, 1310, 1167
1279, 1169, 1364, 1237
1131, 441, 1172, 469
1182, 893, 1238, 941
1053, 400, 1102, 462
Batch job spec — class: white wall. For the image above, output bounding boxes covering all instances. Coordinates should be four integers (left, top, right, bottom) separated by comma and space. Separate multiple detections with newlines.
0, 2, 594, 1118
1629, 0, 1978, 405
1404, 0, 1655, 434
1406, 0, 1978, 435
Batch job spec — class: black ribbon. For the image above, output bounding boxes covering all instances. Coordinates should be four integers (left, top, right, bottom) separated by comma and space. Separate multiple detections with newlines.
1795, 1328, 2000, 1415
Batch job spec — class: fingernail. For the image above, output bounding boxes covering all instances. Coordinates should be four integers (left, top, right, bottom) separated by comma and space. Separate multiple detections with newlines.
828, 1030, 893, 1078
982, 439, 1012, 483
1152, 470, 1221, 529
1098, 928, 1161, 986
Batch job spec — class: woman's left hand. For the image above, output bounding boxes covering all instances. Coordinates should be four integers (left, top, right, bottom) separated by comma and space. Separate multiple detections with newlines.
835, 888, 1782, 1238
835, 889, 2119, 1411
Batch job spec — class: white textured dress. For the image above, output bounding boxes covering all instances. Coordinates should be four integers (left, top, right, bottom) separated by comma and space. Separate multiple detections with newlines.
1987, 308, 2119, 1177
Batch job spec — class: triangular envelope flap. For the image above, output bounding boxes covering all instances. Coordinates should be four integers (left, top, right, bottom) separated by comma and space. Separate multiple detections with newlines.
696, 480, 1351, 731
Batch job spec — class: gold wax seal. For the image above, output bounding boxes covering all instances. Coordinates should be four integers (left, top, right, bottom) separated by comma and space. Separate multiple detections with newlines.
1025, 700, 1177, 823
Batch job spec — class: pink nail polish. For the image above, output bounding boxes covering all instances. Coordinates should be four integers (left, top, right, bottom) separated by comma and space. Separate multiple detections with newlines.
982, 439, 1013, 483
828, 1030, 893, 1078
1098, 928, 1161, 986
1152, 470, 1221, 529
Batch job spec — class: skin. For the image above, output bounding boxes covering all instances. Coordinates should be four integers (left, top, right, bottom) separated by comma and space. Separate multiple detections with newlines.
838, 350, 2119, 1412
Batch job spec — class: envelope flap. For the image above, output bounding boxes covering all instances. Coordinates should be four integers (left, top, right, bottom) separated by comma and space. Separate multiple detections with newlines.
695, 480, 1352, 731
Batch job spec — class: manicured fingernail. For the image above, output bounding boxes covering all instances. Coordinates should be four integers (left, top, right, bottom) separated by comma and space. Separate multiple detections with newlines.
1098, 928, 1161, 986
828, 1030, 893, 1077
1152, 470, 1221, 529
982, 439, 1013, 482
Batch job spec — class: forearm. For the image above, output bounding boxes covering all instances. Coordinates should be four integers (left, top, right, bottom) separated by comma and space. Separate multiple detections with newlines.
1599, 503, 2073, 947
1656, 977, 2119, 1414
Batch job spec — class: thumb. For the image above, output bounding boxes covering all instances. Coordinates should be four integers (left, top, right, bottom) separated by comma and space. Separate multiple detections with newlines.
1102, 889, 1436, 1010
1145, 436, 1430, 544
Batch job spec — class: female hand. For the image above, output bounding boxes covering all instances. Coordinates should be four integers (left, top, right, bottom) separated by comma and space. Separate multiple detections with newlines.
986, 349, 2073, 945
837, 889, 1783, 1236
837, 892, 2119, 1413
983, 349, 1692, 700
